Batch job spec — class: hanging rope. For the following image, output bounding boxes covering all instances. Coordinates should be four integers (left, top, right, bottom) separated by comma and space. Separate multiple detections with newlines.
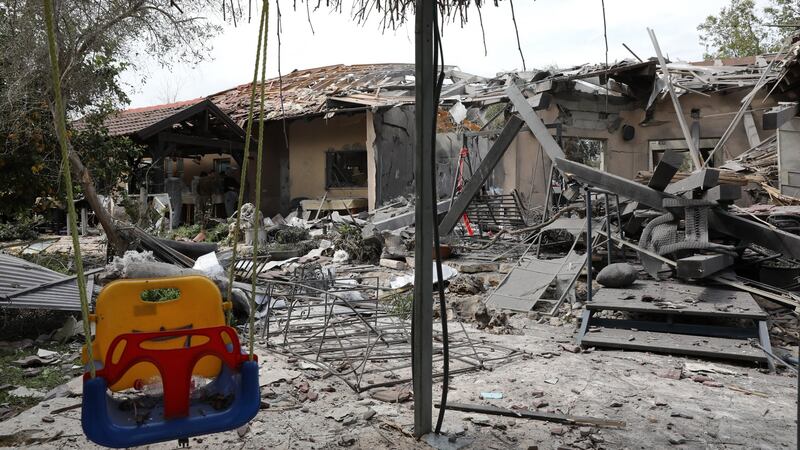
249, 1, 269, 361
222, 0, 269, 360
224, 0, 269, 327
42, 0, 96, 378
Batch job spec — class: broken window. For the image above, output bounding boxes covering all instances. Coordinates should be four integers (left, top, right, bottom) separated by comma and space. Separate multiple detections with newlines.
214, 158, 231, 175
649, 139, 718, 171
326, 149, 368, 188
563, 137, 605, 170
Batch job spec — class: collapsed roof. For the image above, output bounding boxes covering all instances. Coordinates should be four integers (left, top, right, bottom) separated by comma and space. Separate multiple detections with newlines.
202, 36, 800, 125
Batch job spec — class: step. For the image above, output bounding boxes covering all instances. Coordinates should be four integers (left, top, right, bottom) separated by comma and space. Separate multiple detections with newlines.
580, 327, 767, 363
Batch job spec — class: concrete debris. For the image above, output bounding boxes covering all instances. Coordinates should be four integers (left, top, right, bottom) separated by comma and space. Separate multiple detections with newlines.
7, 386, 45, 398
448, 274, 485, 295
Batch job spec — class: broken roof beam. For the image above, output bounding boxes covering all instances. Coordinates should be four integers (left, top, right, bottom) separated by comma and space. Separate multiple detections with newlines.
763, 102, 799, 130
557, 157, 800, 260
505, 84, 565, 162
438, 115, 524, 235
647, 28, 702, 170
648, 149, 685, 191
623, 148, 684, 234
556, 158, 673, 210
664, 169, 720, 195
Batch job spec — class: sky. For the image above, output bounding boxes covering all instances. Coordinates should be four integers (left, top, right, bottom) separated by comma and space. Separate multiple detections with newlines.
121, 0, 739, 107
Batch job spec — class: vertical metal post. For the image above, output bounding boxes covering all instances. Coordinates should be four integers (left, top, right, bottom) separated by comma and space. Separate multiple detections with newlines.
413, 0, 435, 438
604, 193, 612, 265
80, 207, 88, 236
541, 165, 555, 223
584, 188, 593, 303
614, 194, 623, 239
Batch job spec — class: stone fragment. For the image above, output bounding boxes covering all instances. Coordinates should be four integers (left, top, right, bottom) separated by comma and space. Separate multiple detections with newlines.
596, 263, 638, 288
655, 368, 682, 380
379, 258, 407, 270
362, 408, 376, 421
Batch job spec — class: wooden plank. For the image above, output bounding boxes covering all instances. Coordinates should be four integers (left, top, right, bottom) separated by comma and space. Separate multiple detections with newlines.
438, 116, 524, 235
158, 131, 244, 151
742, 111, 761, 148
438, 402, 626, 428
590, 318, 759, 339
581, 328, 767, 363
588, 280, 767, 320
505, 84, 565, 162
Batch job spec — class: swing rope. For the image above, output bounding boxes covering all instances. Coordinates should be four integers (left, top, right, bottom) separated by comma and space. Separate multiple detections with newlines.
43, 0, 96, 379
224, 1, 268, 330
45, 0, 270, 376
249, 2, 269, 361
222, 0, 270, 360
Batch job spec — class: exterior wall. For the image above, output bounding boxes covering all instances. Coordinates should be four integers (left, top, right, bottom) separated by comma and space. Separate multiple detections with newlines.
245, 120, 290, 217
497, 89, 778, 208
370, 105, 462, 208
287, 114, 368, 202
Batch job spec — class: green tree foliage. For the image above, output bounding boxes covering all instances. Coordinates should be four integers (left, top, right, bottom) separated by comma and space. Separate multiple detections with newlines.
698, 0, 799, 59
0, 0, 232, 218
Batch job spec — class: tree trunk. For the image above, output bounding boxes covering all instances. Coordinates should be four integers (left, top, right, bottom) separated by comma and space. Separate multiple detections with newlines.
68, 149, 128, 256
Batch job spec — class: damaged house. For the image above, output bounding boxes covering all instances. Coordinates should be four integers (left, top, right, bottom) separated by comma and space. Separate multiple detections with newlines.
107, 50, 799, 225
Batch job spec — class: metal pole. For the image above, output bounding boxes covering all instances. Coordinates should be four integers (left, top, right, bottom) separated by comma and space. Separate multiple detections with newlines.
412, 0, 435, 438
584, 187, 593, 303
604, 193, 611, 265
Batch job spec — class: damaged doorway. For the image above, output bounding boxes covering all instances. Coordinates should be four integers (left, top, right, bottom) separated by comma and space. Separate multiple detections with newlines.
563, 137, 605, 170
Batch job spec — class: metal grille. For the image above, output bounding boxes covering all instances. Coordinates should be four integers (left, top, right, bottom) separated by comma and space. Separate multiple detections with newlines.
465, 190, 527, 229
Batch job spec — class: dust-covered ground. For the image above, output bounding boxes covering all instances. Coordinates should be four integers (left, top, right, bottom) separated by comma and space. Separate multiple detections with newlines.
0, 316, 795, 450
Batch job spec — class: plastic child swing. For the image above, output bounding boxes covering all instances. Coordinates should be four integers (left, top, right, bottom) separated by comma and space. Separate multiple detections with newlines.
42, 0, 273, 446
80, 276, 260, 448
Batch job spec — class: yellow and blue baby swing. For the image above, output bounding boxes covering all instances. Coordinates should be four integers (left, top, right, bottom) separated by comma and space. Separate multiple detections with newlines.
43, 0, 273, 445
80, 276, 260, 448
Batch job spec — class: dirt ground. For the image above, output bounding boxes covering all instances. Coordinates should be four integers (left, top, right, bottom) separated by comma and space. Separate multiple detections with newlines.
0, 234, 797, 449
0, 316, 795, 450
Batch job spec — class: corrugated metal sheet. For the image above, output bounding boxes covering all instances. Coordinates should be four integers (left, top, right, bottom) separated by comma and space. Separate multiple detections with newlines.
0, 253, 94, 311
